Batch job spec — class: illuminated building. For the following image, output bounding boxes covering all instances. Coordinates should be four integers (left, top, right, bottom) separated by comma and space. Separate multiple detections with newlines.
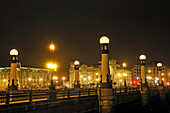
131, 61, 168, 86
69, 59, 132, 88
0, 66, 52, 90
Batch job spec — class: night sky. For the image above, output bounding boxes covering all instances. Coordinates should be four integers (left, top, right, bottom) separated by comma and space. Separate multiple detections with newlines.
0, 0, 170, 71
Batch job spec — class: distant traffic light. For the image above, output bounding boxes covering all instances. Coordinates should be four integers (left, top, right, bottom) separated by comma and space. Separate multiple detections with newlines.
132, 80, 137, 85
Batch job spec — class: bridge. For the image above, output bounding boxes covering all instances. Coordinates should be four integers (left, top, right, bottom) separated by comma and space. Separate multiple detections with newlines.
0, 86, 169, 113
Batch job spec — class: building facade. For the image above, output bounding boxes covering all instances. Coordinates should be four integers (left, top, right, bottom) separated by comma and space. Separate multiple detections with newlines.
0, 67, 52, 90
131, 62, 168, 86
69, 60, 132, 88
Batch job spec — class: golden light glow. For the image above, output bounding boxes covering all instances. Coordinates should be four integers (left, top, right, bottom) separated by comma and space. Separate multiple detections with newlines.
117, 73, 121, 77
28, 78, 31, 81
53, 77, 58, 80
62, 77, 65, 80
162, 78, 164, 81
10, 49, 18, 55
96, 73, 99, 75
148, 70, 151, 73
3, 79, 6, 82
96, 78, 99, 81
49, 44, 55, 51
40, 78, 43, 81
47, 63, 57, 69
122, 63, 127, 68
157, 63, 162, 67
155, 77, 159, 80
74, 60, 80, 65
147, 76, 152, 80
139, 54, 146, 60
162, 73, 164, 76
120, 79, 122, 82
123, 73, 127, 77
99, 36, 110, 44
80, 75, 83, 78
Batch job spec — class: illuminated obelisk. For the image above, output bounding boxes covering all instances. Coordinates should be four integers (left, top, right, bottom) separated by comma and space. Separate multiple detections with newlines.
9, 49, 18, 90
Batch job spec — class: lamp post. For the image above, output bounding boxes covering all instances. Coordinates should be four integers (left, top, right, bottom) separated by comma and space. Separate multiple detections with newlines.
62, 77, 65, 87
47, 63, 57, 90
139, 54, 148, 91
48, 42, 56, 90
123, 73, 127, 86
122, 63, 127, 87
28, 77, 32, 89
99, 36, 112, 88
74, 60, 80, 88
9, 49, 19, 90
157, 63, 163, 86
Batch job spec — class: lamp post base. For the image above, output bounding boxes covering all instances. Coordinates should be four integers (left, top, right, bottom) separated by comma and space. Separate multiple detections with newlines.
8, 85, 18, 90
141, 83, 149, 92
49, 85, 55, 90
100, 82, 112, 88
74, 84, 80, 88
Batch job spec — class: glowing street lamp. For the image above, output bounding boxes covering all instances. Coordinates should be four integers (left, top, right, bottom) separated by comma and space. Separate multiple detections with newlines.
49, 44, 55, 51
99, 36, 112, 88
139, 54, 147, 85
157, 62, 163, 85
139, 54, 150, 92
74, 60, 80, 88
47, 63, 57, 90
122, 63, 127, 68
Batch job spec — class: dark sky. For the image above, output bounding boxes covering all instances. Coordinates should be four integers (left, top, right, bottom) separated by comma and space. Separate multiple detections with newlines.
0, 0, 170, 71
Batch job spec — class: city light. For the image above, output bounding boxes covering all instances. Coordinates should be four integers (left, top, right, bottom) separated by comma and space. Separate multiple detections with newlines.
122, 63, 127, 68
47, 63, 57, 69
132, 80, 137, 85
53, 77, 58, 80
117, 73, 121, 77
28, 78, 31, 81
123, 73, 127, 77
62, 77, 65, 80
147, 76, 152, 80
49, 44, 55, 51
148, 70, 151, 73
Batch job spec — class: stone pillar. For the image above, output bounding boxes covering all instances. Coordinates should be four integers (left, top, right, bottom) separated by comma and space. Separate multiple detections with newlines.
98, 36, 115, 113
74, 60, 80, 88
9, 49, 18, 90
157, 63, 166, 102
139, 55, 150, 109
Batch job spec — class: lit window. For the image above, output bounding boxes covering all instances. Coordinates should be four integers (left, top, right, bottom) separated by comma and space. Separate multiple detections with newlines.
83, 78, 86, 81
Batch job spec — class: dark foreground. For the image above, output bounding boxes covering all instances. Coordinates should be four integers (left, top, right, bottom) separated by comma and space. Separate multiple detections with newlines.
88, 92, 170, 113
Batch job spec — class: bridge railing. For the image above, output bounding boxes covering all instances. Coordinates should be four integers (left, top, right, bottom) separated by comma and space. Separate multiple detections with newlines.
0, 89, 97, 105
113, 87, 139, 94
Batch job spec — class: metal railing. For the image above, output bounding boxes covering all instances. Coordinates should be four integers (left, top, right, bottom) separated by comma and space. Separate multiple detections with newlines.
0, 89, 97, 105
113, 87, 139, 94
